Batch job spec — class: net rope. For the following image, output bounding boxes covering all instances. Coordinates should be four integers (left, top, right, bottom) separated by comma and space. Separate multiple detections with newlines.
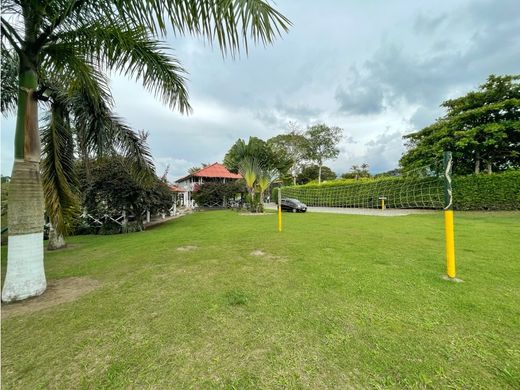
281, 162, 444, 210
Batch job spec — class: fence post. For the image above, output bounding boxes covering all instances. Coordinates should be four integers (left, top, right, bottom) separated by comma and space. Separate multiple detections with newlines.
443, 151, 457, 279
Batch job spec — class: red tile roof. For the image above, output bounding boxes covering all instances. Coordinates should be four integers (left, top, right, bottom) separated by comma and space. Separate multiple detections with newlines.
175, 163, 242, 182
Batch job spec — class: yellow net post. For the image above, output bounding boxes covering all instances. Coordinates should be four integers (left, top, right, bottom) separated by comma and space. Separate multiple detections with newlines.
277, 188, 282, 232
443, 151, 456, 279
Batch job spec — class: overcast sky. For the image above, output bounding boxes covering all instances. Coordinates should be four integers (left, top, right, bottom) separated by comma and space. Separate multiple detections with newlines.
1, 0, 519, 181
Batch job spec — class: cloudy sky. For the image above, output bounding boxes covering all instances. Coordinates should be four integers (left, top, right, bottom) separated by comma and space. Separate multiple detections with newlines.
1, 0, 519, 180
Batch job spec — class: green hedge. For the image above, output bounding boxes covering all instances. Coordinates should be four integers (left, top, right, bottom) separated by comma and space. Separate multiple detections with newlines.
275, 170, 520, 211
453, 170, 520, 210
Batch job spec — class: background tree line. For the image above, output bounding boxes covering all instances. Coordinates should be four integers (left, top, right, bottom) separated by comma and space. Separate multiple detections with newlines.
400, 74, 520, 174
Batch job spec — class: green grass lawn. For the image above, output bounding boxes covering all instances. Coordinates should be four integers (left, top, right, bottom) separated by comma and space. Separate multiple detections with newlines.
2, 210, 520, 389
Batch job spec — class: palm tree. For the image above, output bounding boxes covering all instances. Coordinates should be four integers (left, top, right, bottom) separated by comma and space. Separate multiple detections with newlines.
238, 157, 259, 211
1, 0, 290, 302
2, 49, 155, 251
257, 167, 277, 211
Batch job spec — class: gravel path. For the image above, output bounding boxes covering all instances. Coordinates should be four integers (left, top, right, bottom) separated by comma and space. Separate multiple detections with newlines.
265, 203, 436, 217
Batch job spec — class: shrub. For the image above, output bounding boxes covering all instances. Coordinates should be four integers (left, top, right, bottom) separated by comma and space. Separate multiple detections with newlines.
192, 181, 246, 208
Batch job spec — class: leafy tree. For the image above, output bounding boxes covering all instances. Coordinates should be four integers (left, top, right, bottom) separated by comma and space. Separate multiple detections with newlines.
341, 163, 370, 180
303, 124, 343, 183
267, 124, 308, 185
83, 157, 173, 232
1, 0, 290, 302
192, 181, 246, 208
224, 136, 290, 175
297, 165, 337, 184
400, 75, 520, 175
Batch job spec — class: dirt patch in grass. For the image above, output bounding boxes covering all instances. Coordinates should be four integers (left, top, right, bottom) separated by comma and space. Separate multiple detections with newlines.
239, 213, 269, 216
176, 245, 198, 252
250, 249, 284, 261
1, 277, 100, 319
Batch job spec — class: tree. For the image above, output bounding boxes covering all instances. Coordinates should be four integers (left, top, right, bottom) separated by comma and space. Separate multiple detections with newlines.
267, 124, 308, 185
224, 136, 290, 175
303, 124, 343, 183
191, 181, 246, 208
2, 46, 156, 250
297, 165, 337, 184
39, 78, 155, 251
257, 167, 278, 210
1, 1, 290, 302
341, 163, 370, 180
83, 157, 173, 232
400, 75, 520, 175
238, 157, 260, 212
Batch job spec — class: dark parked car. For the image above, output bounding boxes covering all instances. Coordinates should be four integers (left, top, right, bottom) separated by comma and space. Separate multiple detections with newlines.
280, 198, 307, 213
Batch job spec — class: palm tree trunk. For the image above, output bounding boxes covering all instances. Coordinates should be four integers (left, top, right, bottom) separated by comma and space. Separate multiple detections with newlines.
2, 66, 47, 302
47, 223, 66, 250
318, 164, 322, 184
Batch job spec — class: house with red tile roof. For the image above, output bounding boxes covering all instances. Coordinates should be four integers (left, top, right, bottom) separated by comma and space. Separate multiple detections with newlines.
175, 163, 242, 207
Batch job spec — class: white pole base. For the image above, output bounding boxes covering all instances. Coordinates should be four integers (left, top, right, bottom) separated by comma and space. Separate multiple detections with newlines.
442, 275, 464, 283
2, 232, 47, 302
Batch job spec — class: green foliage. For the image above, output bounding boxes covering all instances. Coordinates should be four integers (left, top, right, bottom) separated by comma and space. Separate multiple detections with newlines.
453, 170, 520, 210
341, 163, 371, 179
41, 101, 80, 235
0, 45, 17, 115
297, 165, 337, 184
191, 181, 246, 208
401, 75, 520, 174
81, 157, 172, 232
224, 137, 290, 175
303, 124, 342, 180
267, 128, 308, 182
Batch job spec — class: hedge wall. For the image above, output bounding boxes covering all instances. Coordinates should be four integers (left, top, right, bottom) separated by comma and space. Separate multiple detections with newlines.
453, 170, 520, 210
275, 170, 520, 211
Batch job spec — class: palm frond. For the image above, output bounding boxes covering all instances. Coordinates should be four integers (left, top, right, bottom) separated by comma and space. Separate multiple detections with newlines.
110, 0, 291, 56
257, 167, 277, 193
104, 118, 156, 184
1, 45, 19, 115
49, 19, 191, 113
41, 100, 79, 235
238, 157, 259, 190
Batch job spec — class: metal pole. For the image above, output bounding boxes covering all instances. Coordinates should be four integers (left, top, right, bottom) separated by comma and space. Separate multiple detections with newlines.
278, 188, 282, 232
443, 151, 456, 278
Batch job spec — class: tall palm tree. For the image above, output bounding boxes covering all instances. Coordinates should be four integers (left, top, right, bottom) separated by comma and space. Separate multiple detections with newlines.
2, 49, 156, 250
1, 0, 290, 302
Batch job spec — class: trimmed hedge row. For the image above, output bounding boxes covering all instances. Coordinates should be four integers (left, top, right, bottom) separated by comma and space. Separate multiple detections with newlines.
275, 170, 520, 211
453, 170, 520, 210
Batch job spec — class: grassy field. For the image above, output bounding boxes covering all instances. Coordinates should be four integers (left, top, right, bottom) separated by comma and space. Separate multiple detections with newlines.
2, 210, 520, 389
